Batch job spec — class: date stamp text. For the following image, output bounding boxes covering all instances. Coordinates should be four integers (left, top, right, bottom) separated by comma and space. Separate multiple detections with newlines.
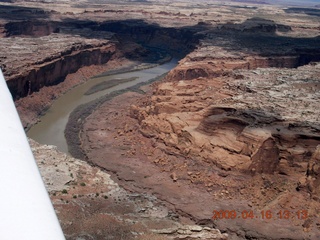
212, 209, 308, 221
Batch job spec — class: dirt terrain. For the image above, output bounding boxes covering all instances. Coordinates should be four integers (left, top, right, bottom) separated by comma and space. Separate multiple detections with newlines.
30, 139, 227, 240
79, 64, 320, 239
1, 0, 320, 239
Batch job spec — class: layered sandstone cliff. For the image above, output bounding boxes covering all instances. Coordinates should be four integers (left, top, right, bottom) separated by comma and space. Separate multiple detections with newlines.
4, 37, 116, 99
132, 62, 320, 174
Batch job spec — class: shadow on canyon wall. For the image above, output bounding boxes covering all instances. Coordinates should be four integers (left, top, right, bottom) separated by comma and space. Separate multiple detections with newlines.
55, 16, 320, 65
1, 3, 319, 63
0, 5, 50, 20
2, 4, 320, 98
284, 7, 320, 17
203, 17, 320, 64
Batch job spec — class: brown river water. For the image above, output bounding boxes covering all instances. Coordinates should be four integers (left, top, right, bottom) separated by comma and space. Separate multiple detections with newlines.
27, 59, 178, 153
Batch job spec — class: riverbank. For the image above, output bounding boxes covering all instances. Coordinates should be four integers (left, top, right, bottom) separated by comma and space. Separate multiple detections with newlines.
17, 54, 171, 131
65, 71, 169, 159
15, 56, 132, 130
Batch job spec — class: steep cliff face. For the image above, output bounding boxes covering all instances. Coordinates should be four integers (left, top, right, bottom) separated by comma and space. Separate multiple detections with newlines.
249, 137, 280, 174
5, 20, 60, 37
6, 43, 116, 99
164, 18, 320, 81
166, 53, 320, 81
0, 19, 119, 100
96, 21, 199, 57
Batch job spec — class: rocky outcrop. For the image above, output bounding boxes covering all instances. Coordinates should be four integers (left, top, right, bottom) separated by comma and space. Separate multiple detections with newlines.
4, 20, 60, 37
152, 225, 228, 239
249, 137, 280, 174
297, 145, 320, 200
134, 61, 320, 172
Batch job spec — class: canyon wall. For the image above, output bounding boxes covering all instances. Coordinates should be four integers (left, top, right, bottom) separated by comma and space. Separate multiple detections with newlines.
6, 43, 116, 99
1, 18, 199, 100
96, 21, 199, 57
166, 50, 320, 81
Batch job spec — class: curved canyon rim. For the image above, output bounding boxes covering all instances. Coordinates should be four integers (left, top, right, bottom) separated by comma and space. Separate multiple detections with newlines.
27, 59, 178, 153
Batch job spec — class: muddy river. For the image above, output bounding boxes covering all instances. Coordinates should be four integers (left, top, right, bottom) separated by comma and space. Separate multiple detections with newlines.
27, 59, 178, 153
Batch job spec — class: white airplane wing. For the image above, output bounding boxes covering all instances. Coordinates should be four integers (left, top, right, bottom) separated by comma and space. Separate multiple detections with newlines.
0, 69, 65, 240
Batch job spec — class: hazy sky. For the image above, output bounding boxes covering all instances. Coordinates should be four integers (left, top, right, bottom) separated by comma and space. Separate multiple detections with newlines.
270, 0, 320, 3
232, 0, 320, 3
241, 0, 320, 6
